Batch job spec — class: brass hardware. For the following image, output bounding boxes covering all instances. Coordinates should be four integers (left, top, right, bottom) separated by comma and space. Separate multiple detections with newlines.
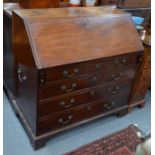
60, 99, 75, 108
86, 105, 91, 111
40, 79, 45, 83
92, 76, 97, 82
39, 71, 45, 84
61, 83, 77, 93
107, 86, 120, 95
58, 115, 72, 125
112, 73, 122, 81
137, 54, 143, 64
96, 64, 100, 69
17, 68, 27, 82
90, 90, 95, 96
103, 101, 115, 110
114, 58, 127, 67
63, 68, 79, 78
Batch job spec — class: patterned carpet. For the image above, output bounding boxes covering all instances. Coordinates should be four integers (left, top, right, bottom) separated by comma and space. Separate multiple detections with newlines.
64, 125, 141, 155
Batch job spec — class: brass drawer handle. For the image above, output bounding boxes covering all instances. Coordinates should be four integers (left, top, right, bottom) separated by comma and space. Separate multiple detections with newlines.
61, 83, 77, 93
60, 99, 75, 108
58, 115, 72, 125
107, 86, 120, 95
103, 101, 115, 110
114, 58, 127, 67
90, 90, 95, 96
63, 68, 79, 78
112, 73, 122, 81
92, 76, 97, 82
86, 104, 92, 111
17, 68, 27, 82
96, 64, 100, 69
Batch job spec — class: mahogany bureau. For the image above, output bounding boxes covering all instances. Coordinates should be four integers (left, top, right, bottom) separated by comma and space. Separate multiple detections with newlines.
7, 7, 144, 150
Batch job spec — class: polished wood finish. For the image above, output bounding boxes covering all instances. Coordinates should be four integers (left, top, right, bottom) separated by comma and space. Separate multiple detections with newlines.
129, 35, 151, 109
13, 7, 142, 69
16, 63, 38, 133
99, 0, 117, 5
4, 6, 144, 150
38, 92, 130, 134
38, 78, 134, 117
117, 0, 151, 8
39, 78, 134, 99
3, 3, 19, 96
42, 53, 139, 82
19, 0, 60, 8
3, 0, 18, 2
130, 69, 150, 106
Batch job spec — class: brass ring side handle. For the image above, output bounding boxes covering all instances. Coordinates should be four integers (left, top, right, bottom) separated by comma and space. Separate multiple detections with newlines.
17, 68, 27, 83
58, 115, 73, 125
112, 73, 122, 81
107, 86, 120, 95
63, 68, 79, 78
60, 99, 75, 108
61, 83, 77, 93
114, 58, 127, 67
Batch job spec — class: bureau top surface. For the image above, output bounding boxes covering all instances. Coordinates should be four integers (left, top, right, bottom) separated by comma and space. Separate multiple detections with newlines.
14, 6, 126, 18
13, 6, 143, 69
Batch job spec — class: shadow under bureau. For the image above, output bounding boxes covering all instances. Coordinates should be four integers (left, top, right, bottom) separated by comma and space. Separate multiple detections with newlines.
7, 7, 144, 150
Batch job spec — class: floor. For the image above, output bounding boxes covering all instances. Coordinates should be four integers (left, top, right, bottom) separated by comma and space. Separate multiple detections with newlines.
4, 91, 151, 155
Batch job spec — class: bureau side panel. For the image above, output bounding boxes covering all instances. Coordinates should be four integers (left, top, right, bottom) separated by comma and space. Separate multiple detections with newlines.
3, 12, 16, 96
16, 64, 38, 135
12, 12, 38, 135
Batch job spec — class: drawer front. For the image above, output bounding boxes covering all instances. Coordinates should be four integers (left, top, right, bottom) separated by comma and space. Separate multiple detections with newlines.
40, 53, 139, 83
38, 90, 99, 117
131, 69, 150, 103
38, 79, 133, 116
38, 93, 129, 135
39, 68, 135, 100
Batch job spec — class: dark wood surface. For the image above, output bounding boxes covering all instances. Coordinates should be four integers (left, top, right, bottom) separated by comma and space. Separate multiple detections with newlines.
3, 6, 144, 149
38, 92, 129, 134
3, 0, 19, 2
38, 88, 130, 117
130, 69, 150, 104
129, 40, 151, 108
13, 7, 143, 69
39, 78, 134, 99
99, 0, 118, 5
42, 53, 139, 82
19, 0, 60, 8
3, 3, 19, 97
117, 0, 151, 8
16, 63, 38, 134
